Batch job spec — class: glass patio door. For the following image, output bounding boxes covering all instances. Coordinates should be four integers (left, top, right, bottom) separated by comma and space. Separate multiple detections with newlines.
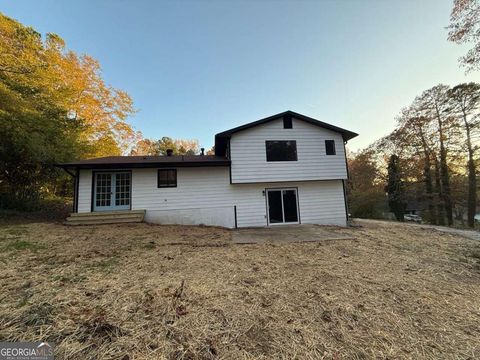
93, 172, 131, 211
266, 188, 299, 225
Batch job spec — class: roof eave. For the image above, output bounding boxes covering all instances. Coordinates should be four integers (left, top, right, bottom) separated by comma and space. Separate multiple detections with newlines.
56, 160, 231, 170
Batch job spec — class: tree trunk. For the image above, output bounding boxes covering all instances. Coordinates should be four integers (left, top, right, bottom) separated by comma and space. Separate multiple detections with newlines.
424, 157, 436, 224
440, 149, 453, 226
435, 105, 453, 225
433, 157, 446, 225
467, 156, 477, 227
419, 127, 436, 224
463, 115, 477, 228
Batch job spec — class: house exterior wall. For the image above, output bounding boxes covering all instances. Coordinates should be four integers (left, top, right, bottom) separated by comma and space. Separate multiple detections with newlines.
229, 117, 347, 184
78, 169, 92, 213
76, 167, 347, 227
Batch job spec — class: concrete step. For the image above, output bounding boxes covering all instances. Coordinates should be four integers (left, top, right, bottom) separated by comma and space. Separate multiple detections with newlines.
69, 210, 145, 217
65, 210, 145, 225
65, 217, 144, 226
66, 213, 143, 221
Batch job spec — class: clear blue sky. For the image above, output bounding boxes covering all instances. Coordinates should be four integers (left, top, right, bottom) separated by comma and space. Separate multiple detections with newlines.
2, 0, 478, 151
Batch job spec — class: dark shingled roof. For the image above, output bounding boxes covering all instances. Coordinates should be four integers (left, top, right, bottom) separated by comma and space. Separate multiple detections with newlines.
57, 155, 230, 169
58, 111, 358, 169
214, 110, 358, 156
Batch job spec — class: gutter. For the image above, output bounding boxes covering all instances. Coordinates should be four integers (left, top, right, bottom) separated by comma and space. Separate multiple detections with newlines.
56, 161, 231, 170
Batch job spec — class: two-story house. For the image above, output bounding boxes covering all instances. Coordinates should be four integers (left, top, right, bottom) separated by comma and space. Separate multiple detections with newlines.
58, 111, 358, 227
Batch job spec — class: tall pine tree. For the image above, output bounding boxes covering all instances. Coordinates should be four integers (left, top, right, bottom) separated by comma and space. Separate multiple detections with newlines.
386, 155, 407, 221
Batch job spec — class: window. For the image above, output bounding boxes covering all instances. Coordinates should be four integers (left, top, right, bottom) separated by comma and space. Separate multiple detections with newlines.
325, 140, 336, 155
158, 169, 177, 187
283, 115, 292, 129
266, 140, 297, 161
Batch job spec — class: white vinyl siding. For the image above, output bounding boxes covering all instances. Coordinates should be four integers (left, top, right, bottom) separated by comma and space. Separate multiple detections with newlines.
75, 167, 346, 227
132, 167, 264, 227
296, 181, 347, 225
77, 169, 92, 213
230, 117, 347, 183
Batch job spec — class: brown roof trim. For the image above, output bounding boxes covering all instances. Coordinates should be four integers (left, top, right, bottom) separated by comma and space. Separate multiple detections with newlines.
57, 155, 230, 170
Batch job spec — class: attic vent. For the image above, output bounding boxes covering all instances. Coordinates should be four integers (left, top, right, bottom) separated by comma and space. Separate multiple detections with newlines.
283, 115, 292, 129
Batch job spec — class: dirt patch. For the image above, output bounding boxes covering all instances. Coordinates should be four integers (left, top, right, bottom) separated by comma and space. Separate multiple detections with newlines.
0, 220, 479, 359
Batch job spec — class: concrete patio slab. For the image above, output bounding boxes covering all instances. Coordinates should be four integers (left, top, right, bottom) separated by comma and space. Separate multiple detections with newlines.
232, 224, 355, 244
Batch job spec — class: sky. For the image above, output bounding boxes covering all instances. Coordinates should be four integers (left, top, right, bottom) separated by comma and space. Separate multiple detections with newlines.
2, 0, 479, 151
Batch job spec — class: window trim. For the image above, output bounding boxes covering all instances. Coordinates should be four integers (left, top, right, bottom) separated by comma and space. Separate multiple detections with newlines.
325, 140, 336, 155
157, 169, 177, 188
265, 140, 298, 162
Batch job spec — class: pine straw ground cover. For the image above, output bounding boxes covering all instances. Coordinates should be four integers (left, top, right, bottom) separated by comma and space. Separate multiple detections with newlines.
0, 220, 479, 359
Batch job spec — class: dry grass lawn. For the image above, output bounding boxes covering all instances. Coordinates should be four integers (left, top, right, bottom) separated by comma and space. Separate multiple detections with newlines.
0, 219, 479, 359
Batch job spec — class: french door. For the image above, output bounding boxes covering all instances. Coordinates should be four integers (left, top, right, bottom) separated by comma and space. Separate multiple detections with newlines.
93, 172, 131, 211
266, 188, 299, 225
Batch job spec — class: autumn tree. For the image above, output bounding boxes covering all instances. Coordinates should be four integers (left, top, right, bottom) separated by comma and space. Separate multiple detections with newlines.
0, 13, 136, 157
347, 150, 386, 218
341, 82, 477, 227
356, 83, 477, 227
447, 83, 480, 227
130, 137, 200, 156
416, 85, 455, 225
129, 139, 159, 156
42, 33, 137, 156
0, 13, 136, 208
0, 14, 80, 207
206, 146, 215, 155
448, 0, 480, 72
174, 138, 200, 156
389, 107, 439, 224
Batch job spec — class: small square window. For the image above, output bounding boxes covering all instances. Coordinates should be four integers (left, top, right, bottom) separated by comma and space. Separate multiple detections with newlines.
283, 115, 292, 129
158, 169, 177, 187
325, 140, 336, 155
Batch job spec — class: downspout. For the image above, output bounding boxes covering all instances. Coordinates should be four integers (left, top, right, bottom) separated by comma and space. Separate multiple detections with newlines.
342, 140, 351, 226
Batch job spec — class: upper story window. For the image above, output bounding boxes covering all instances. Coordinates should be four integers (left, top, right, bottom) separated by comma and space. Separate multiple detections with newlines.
158, 169, 177, 187
266, 140, 297, 161
325, 140, 336, 155
283, 115, 292, 129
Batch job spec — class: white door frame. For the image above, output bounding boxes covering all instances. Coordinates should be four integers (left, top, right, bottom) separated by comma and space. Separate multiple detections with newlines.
265, 187, 300, 225
93, 171, 132, 212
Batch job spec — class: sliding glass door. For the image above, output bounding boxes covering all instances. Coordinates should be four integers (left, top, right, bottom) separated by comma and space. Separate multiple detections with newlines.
266, 188, 299, 225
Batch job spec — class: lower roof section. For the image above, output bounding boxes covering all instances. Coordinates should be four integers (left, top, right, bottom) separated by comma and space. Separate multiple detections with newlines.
57, 155, 230, 170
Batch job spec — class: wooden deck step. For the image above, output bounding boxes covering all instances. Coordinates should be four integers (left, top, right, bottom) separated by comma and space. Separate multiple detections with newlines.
69, 210, 146, 217
65, 210, 145, 225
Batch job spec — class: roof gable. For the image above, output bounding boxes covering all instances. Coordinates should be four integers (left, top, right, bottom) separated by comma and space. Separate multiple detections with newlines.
214, 110, 358, 156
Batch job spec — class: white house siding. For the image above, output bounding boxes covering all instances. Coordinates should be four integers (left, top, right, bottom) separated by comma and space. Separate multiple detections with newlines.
133, 167, 346, 227
296, 180, 347, 226
230, 117, 347, 184
77, 169, 92, 213
76, 167, 347, 227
